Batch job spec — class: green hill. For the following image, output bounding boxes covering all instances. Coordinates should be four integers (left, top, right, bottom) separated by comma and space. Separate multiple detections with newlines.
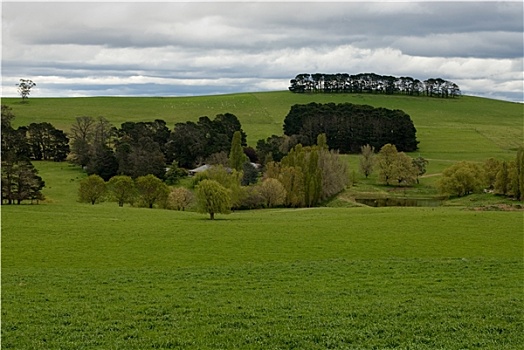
3, 92, 522, 160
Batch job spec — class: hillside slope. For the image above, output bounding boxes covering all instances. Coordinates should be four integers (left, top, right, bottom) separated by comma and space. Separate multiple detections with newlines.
2, 91, 522, 165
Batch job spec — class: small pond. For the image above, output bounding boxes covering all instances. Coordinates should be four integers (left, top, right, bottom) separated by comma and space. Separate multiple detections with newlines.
355, 197, 442, 207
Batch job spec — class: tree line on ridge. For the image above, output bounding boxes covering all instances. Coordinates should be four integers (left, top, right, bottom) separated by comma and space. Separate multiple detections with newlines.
289, 72, 461, 98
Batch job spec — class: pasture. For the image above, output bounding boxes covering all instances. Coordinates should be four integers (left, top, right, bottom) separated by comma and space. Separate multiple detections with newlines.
2, 92, 523, 348
2, 161, 523, 349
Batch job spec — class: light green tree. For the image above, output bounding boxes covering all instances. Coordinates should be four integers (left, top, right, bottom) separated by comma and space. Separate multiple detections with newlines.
376, 144, 398, 185
107, 175, 135, 207
196, 179, 231, 220
229, 130, 248, 171
437, 161, 485, 197
394, 152, 418, 186
135, 174, 169, 208
78, 174, 106, 205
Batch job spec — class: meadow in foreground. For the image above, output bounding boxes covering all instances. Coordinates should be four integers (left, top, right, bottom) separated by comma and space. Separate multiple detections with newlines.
2, 163, 523, 349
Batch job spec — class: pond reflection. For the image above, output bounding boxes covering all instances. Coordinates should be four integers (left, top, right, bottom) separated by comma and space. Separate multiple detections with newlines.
355, 197, 442, 207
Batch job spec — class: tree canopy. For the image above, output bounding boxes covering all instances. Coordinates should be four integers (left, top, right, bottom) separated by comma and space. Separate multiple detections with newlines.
283, 102, 418, 153
289, 73, 460, 98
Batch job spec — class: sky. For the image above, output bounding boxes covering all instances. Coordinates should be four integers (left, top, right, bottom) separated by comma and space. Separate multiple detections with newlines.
1, 1, 523, 102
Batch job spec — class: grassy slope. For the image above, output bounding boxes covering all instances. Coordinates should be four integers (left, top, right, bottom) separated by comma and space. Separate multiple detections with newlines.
2, 93, 523, 348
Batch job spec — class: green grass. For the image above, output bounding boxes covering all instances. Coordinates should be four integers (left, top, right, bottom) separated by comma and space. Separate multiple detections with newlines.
2, 161, 523, 349
2, 92, 524, 348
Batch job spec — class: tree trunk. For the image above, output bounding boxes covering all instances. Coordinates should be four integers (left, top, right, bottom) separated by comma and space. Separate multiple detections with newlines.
119, 201, 124, 207
210, 212, 215, 220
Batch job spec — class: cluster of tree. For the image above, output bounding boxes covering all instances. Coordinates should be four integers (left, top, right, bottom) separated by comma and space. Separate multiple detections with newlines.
80, 132, 349, 218
289, 73, 461, 98
282, 102, 419, 153
358, 143, 428, 186
437, 149, 524, 200
1, 106, 46, 204
69, 113, 247, 181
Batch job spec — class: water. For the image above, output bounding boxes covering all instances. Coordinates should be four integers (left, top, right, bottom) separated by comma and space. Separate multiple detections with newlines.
355, 197, 442, 207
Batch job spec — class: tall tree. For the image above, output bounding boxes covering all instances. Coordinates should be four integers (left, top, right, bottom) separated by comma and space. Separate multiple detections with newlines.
195, 179, 232, 220
376, 144, 398, 186
229, 130, 248, 171
2, 160, 45, 205
359, 144, 375, 178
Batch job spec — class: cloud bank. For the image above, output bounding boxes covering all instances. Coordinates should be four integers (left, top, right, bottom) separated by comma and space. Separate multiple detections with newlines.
2, 1, 523, 102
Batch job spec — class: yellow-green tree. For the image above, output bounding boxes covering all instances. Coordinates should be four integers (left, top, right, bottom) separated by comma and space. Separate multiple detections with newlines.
196, 179, 231, 220
107, 175, 135, 207
78, 174, 106, 205
135, 174, 169, 208
437, 161, 485, 197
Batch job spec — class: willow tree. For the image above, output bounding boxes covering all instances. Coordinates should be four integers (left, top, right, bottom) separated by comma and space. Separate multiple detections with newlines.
196, 179, 231, 220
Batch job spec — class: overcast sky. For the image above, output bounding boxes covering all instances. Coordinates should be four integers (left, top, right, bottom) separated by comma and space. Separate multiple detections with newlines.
2, 1, 523, 102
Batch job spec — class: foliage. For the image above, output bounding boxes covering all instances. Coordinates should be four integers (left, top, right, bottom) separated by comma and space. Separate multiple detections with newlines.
437, 161, 486, 197
26, 122, 70, 161
134, 174, 169, 209
78, 174, 106, 205
1, 159, 45, 204
241, 161, 259, 186
195, 179, 232, 220
494, 161, 511, 196
170, 113, 246, 168
16, 78, 36, 100
412, 156, 429, 184
483, 157, 501, 189
359, 144, 375, 178
258, 178, 287, 208
283, 102, 419, 153
515, 147, 524, 201
229, 130, 248, 171
289, 72, 460, 98
164, 161, 188, 185
107, 175, 136, 207
1, 107, 45, 204
167, 187, 194, 211
376, 144, 399, 186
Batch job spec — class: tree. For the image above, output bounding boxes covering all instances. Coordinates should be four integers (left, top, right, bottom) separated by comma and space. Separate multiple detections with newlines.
78, 174, 106, 205
167, 187, 194, 211
483, 158, 501, 190
359, 144, 375, 178
394, 152, 417, 186
107, 175, 135, 207
376, 144, 398, 185
195, 179, 231, 220
70, 116, 95, 167
494, 161, 511, 196
412, 156, 429, 184
135, 174, 170, 209
437, 161, 485, 197
2, 160, 45, 205
164, 161, 187, 186
258, 178, 286, 208
515, 147, 524, 201
17, 79, 36, 101
229, 130, 248, 171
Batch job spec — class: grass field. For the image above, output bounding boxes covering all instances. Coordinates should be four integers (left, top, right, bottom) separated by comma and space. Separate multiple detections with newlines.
2, 92, 524, 348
